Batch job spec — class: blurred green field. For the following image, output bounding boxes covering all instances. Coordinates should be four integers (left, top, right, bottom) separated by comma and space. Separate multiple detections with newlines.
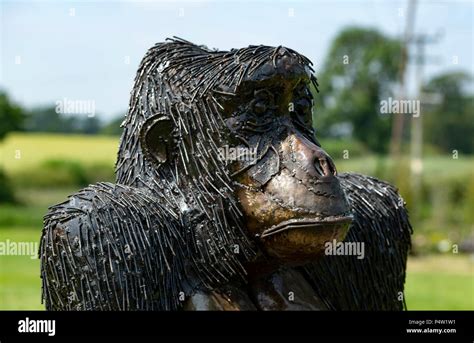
0, 133, 118, 172
0, 133, 473, 310
405, 255, 474, 310
0, 227, 42, 310
0, 133, 117, 188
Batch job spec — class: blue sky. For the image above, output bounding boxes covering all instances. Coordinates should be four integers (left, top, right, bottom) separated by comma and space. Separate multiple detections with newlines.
1, 0, 473, 120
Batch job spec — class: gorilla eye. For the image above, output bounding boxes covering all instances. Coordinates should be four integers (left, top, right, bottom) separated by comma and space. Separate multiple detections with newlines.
292, 97, 312, 124
251, 89, 275, 115
252, 99, 267, 114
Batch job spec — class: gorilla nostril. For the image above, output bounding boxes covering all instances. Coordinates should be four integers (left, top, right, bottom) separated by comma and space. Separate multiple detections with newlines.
313, 158, 325, 176
314, 158, 336, 177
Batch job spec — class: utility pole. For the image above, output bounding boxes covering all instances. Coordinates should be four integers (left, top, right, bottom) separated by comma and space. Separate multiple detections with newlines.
409, 32, 441, 219
389, 0, 417, 159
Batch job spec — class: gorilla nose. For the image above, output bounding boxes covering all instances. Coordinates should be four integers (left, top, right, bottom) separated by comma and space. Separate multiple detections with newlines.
284, 133, 338, 179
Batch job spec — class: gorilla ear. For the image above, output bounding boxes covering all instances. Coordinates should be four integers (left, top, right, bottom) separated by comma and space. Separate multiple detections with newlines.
139, 115, 174, 165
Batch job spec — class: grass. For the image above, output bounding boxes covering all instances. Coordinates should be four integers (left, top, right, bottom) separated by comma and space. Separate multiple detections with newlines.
405, 255, 474, 310
0, 185, 73, 310
0, 227, 43, 310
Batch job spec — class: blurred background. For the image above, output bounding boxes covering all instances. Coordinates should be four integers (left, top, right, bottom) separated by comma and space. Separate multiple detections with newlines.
0, 0, 472, 310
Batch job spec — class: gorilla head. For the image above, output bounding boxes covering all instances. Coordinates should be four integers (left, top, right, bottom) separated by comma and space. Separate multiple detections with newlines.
115, 38, 351, 275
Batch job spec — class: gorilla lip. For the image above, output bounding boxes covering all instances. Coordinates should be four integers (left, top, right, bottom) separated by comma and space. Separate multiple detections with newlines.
260, 215, 353, 238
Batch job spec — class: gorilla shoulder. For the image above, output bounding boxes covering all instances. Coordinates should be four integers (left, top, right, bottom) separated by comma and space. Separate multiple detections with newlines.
39, 182, 187, 310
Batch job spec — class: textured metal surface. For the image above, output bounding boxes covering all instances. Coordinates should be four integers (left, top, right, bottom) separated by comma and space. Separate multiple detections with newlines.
40, 38, 412, 311
302, 173, 412, 310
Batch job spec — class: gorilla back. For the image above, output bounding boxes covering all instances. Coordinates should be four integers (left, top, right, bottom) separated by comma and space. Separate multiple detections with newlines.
40, 38, 412, 311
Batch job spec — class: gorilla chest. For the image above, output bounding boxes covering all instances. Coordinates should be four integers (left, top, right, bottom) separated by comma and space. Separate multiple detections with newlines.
184, 268, 327, 311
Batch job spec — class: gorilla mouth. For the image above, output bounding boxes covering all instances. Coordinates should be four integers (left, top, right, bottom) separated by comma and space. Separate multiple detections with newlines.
260, 214, 353, 238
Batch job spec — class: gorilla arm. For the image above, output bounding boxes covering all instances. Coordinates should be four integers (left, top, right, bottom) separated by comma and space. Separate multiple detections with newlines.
301, 173, 412, 310
39, 182, 188, 310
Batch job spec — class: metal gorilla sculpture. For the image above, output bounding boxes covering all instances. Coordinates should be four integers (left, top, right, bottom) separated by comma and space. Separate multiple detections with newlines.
40, 38, 412, 310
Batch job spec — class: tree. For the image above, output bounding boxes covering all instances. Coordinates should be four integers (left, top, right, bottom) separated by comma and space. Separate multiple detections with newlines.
24, 106, 72, 132
423, 71, 474, 154
0, 91, 23, 202
315, 27, 402, 153
25, 106, 102, 135
101, 116, 125, 136
0, 91, 25, 139
76, 116, 102, 135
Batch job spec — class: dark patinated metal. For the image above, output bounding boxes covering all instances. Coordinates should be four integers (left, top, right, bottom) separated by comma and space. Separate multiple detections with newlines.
40, 38, 412, 311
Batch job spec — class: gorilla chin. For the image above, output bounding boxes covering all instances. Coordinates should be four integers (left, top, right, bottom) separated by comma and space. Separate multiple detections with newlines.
237, 173, 353, 265
261, 216, 353, 265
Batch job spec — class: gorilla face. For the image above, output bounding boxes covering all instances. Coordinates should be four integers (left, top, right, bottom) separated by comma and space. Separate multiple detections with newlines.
130, 41, 353, 268
221, 48, 352, 265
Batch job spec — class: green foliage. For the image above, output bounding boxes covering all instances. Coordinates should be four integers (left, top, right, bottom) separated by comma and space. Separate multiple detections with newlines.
0, 187, 78, 228
42, 159, 89, 186
101, 116, 125, 136
0, 205, 44, 227
335, 154, 474, 253
423, 71, 474, 154
315, 27, 402, 153
319, 138, 368, 160
12, 159, 115, 188
0, 91, 25, 140
0, 168, 15, 203
83, 162, 117, 185
395, 163, 473, 243
24, 106, 102, 135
